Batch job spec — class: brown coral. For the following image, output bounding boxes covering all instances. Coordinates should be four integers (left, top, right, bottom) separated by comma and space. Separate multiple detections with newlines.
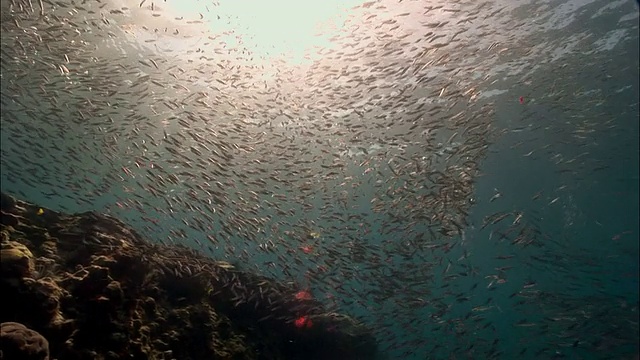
1, 241, 35, 278
0, 322, 50, 360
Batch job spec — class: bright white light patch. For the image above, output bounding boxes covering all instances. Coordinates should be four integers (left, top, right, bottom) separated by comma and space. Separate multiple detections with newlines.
166, 0, 364, 63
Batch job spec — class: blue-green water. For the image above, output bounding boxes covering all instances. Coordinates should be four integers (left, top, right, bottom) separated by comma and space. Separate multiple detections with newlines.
1, 0, 638, 359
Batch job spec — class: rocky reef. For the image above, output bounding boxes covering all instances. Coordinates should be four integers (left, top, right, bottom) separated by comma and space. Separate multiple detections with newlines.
0, 192, 382, 360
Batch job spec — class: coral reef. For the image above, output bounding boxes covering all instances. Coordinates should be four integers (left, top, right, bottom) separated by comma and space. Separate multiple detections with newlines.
0, 192, 382, 360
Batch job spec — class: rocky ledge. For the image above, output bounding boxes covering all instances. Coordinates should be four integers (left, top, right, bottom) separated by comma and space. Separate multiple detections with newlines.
0, 192, 382, 360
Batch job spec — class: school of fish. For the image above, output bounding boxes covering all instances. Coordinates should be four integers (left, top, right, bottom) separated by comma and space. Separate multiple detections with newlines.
1, 0, 638, 359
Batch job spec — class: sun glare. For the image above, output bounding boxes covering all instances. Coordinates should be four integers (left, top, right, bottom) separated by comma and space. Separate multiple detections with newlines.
165, 0, 363, 63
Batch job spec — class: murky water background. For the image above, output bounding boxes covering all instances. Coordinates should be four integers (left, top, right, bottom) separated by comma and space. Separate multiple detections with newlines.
1, 0, 638, 358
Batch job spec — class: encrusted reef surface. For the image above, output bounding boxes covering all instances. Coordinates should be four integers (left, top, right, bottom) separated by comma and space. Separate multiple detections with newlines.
0, 192, 383, 360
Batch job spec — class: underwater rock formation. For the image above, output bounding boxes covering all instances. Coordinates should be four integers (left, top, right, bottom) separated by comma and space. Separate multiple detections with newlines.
0, 192, 382, 360
1, 322, 50, 360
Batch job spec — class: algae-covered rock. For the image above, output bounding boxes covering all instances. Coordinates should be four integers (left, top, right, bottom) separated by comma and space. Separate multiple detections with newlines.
0, 322, 50, 360
1, 240, 35, 278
